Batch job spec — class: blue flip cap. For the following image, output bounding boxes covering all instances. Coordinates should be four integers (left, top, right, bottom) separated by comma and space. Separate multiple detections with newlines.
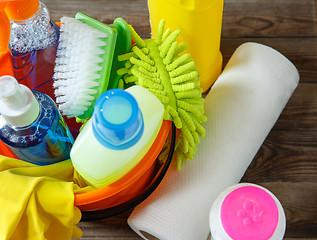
92, 88, 144, 150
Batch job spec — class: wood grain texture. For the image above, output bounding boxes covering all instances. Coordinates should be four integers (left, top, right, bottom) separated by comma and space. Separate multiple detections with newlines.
252, 182, 317, 238
40, 0, 317, 239
78, 212, 140, 240
46, 0, 317, 38
221, 38, 317, 83
240, 83, 317, 182
222, 0, 317, 37
46, 0, 151, 38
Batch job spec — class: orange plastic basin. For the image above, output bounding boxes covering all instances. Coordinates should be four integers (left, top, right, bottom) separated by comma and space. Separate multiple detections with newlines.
0, 26, 172, 212
74, 120, 171, 211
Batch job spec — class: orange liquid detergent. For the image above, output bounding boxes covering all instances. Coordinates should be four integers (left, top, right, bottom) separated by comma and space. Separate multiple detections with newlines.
11, 42, 57, 100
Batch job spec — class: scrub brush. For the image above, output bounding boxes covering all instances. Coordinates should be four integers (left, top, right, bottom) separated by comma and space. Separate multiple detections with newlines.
108, 18, 132, 89
117, 20, 207, 168
53, 13, 117, 120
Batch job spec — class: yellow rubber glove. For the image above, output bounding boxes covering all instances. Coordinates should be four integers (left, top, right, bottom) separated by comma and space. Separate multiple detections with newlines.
0, 155, 83, 240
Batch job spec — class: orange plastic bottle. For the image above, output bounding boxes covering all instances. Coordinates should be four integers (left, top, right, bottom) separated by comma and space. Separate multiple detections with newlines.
0, 1, 12, 76
0, 1, 16, 158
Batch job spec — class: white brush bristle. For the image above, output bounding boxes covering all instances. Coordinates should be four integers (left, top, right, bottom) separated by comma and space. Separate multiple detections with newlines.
53, 16, 108, 118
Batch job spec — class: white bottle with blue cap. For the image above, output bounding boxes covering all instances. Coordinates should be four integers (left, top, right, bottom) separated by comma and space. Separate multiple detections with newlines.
70, 85, 164, 189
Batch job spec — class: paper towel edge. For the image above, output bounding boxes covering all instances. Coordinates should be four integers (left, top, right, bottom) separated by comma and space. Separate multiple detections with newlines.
128, 219, 165, 240
237, 42, 300, 87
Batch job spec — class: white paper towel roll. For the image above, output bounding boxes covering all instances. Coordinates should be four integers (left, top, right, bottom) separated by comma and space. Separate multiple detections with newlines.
128, 42, 300, 240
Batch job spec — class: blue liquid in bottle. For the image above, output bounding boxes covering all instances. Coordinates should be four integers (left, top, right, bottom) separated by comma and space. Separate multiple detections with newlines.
0, 76, 73, 165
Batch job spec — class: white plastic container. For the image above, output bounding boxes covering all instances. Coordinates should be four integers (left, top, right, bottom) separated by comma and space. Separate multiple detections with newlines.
209, 183, 286, 240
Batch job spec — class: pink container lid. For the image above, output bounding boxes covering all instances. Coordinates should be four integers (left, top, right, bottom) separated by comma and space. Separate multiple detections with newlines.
220, 186, 279, 240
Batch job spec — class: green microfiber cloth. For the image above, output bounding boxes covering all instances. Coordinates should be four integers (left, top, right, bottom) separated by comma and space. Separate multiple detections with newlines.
117, 20, 207, 169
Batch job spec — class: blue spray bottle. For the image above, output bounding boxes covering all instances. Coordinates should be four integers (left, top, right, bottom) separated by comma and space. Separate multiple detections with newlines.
0, 75, 74, 165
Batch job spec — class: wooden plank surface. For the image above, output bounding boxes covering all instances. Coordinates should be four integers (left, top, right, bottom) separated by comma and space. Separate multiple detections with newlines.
222, 0, 317, 37
41, 0, 317, 239
221, 38, 317, 83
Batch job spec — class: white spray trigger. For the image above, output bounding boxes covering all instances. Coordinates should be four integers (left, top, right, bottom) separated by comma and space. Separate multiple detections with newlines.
0, 75, 26, 108
0, 75, 39, 127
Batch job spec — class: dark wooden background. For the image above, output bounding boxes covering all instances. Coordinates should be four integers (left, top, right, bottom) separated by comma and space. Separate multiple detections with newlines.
42, 0, 317, 239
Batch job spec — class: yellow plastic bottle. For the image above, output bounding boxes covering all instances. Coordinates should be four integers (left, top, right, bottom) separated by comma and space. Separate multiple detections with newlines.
147, 0, 224, 92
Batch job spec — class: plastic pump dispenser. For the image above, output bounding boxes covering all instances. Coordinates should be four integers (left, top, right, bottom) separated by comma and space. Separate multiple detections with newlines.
71, 86, 164, 189
0, 75, 73, 165
0, 75, 39, 127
